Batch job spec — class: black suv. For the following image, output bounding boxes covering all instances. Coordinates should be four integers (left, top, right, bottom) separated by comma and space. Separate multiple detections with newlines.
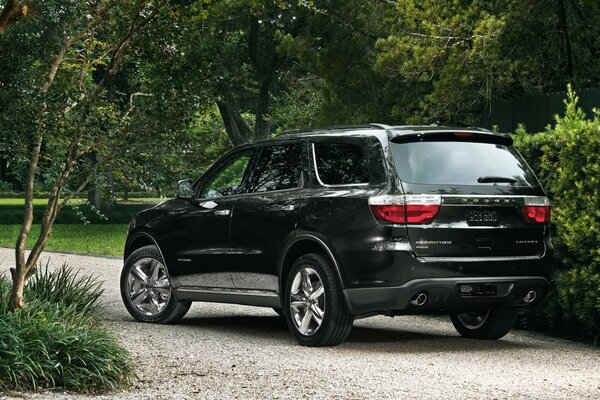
121, 124, 553, 346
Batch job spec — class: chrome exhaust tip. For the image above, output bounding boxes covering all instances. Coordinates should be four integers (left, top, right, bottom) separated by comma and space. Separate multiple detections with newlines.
523, 290, 537, 303
410, 292, 428, 306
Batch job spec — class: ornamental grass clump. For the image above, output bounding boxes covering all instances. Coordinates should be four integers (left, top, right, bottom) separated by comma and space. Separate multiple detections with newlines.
0, 265, 135, 393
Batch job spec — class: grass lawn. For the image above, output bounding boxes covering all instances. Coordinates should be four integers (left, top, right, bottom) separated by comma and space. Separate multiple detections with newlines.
0, 197, 166, 205
0, 224, 127, 257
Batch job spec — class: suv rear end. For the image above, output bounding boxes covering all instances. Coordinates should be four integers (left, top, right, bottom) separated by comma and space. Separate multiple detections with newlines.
334, 126, 552, 339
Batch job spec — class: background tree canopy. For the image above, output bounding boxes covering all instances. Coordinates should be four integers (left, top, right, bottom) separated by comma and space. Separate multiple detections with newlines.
3, 0, 600, 196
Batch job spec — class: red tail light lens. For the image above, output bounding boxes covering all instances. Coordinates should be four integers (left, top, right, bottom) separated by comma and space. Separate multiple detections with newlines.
520, 197, 551, 224
521, 206, 551, 224
370, 204, 406, 223
369, 195, 441, 224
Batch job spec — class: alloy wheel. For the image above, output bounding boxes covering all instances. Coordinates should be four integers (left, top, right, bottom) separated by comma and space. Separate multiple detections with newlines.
289, 267, 326, 336
127, 257, 172, 316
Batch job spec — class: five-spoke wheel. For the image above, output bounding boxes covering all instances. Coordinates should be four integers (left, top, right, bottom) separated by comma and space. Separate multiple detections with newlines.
121, 245, 190, 324
127, 257, 172, 316
289, 267, 326, 336
284, 253, 353, 346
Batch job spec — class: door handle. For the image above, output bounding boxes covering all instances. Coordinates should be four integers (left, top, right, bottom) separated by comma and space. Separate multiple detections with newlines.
214, 209, 231, 216
279, 205, 295, 211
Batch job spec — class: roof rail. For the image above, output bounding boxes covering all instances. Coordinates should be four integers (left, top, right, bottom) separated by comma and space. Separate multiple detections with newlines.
278, 124, 378, 136
368, 123, 393, 129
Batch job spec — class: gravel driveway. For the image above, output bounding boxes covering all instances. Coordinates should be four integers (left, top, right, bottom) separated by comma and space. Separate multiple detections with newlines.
1, 247, 599, 399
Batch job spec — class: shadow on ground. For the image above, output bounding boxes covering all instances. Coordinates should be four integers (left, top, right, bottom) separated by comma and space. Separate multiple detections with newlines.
118, 313, 537, 353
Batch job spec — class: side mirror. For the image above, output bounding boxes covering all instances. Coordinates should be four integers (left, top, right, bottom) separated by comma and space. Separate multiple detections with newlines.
176, 179, 194, 200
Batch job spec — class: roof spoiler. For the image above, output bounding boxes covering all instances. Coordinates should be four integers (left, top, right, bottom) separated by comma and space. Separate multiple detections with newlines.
389, 130, 513, 146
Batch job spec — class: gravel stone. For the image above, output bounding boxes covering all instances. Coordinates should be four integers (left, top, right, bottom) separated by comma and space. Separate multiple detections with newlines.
1, 247, 599, 399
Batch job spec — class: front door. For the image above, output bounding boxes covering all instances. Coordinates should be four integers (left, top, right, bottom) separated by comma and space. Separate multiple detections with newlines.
169, 149, 255, 288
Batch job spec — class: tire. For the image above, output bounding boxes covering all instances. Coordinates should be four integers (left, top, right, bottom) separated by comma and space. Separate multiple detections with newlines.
283, 253, 353, 347
450, 307, 518, 340
272, 307, 285, 317
121, 245, 191, 324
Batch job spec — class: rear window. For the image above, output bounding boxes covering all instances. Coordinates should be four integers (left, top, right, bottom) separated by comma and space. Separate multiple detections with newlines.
391, 141, 538, 186
314, 143, 370, 185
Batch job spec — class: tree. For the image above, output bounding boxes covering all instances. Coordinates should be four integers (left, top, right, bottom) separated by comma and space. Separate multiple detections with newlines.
0, 0, 200, 310
374, 0, 600, 124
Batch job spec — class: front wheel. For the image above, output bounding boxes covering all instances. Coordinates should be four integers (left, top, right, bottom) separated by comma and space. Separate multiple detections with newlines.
284, 253, 353, 347
121, 245, 191, 324
450, 307, 518, 340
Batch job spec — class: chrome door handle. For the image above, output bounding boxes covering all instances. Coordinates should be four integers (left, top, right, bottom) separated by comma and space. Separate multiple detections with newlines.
279, 205, 295, 211
214, 209, 231, 216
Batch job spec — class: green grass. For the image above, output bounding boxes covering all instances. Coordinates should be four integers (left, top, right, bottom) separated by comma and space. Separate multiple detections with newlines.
0, 198, 166, 206
0, 224, 127, 257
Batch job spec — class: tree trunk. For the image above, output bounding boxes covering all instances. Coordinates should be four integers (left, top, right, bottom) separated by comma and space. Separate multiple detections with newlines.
0, 156, 7, 182
255, 75, 273, 140
558, 0, 575, 80
217, 100, 253, 146
0, 0, 30, 32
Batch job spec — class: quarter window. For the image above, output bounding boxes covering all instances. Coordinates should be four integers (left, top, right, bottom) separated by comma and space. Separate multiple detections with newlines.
314, 143, 370, 185
248, 144, 303, 193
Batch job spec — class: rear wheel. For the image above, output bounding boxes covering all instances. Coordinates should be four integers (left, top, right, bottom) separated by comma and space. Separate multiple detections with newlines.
450, 307, 518, 340
284, 253, 353, 346
121, 245, 191, 324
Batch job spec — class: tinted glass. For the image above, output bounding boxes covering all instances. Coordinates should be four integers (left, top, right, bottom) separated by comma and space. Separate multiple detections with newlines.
314, 143, 370, 185
200, 151, 252, 198
391, 141, 537, 186
248, 144, 302, 193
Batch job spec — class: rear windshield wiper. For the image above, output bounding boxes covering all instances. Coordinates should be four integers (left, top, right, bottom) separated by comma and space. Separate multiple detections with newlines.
477, 176, 517, 184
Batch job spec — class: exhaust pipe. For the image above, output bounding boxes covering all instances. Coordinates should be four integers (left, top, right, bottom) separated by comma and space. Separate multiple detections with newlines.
410, 292, 428, 306
523, 290, 537, 303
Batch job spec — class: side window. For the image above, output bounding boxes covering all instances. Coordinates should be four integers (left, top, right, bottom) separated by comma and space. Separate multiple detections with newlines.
199, 151, 253, 198
248, 144, 303, 193
314, 142, 370, 185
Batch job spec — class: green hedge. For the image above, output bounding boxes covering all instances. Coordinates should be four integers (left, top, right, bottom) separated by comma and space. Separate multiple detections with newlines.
513, 86, 600, 343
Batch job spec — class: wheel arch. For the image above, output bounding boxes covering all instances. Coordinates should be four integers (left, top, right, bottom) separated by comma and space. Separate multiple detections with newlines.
125, 231, 169, 272
278, 233, 345, 295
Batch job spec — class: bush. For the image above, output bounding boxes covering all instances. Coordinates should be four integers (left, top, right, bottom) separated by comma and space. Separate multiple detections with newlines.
0, 265, 135, 393
513, 86, 600, 342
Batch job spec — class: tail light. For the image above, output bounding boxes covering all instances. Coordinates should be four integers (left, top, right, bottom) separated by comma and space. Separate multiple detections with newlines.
520, 196, 551, 224
369, 195, 441, 224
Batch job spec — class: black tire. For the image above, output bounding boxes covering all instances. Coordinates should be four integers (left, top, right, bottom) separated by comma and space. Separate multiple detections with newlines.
450, 307, 518, 340
121, 245, 191, 324
283, 253, 353, 347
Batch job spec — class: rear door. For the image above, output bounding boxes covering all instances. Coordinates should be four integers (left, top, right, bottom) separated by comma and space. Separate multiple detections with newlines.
389, 133, 550, 258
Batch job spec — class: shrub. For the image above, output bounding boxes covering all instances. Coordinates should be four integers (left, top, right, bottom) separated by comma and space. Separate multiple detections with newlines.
513, 86, 600, 342
0, 265, 135, 393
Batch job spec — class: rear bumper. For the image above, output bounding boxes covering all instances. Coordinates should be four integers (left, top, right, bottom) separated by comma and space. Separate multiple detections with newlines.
343, 276, 550, 315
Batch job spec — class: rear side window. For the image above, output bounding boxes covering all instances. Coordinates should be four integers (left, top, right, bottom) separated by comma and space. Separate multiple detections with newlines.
314, 143, 370, 185
248, 144, 303, 193
391, 141, 538, 186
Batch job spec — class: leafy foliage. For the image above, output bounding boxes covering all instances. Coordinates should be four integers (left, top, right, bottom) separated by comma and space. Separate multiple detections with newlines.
0, 265, 135, 392
513, 87, 600, 342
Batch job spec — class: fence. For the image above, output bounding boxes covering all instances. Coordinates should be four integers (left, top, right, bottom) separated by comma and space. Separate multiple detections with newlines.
480, 87, 600, 133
